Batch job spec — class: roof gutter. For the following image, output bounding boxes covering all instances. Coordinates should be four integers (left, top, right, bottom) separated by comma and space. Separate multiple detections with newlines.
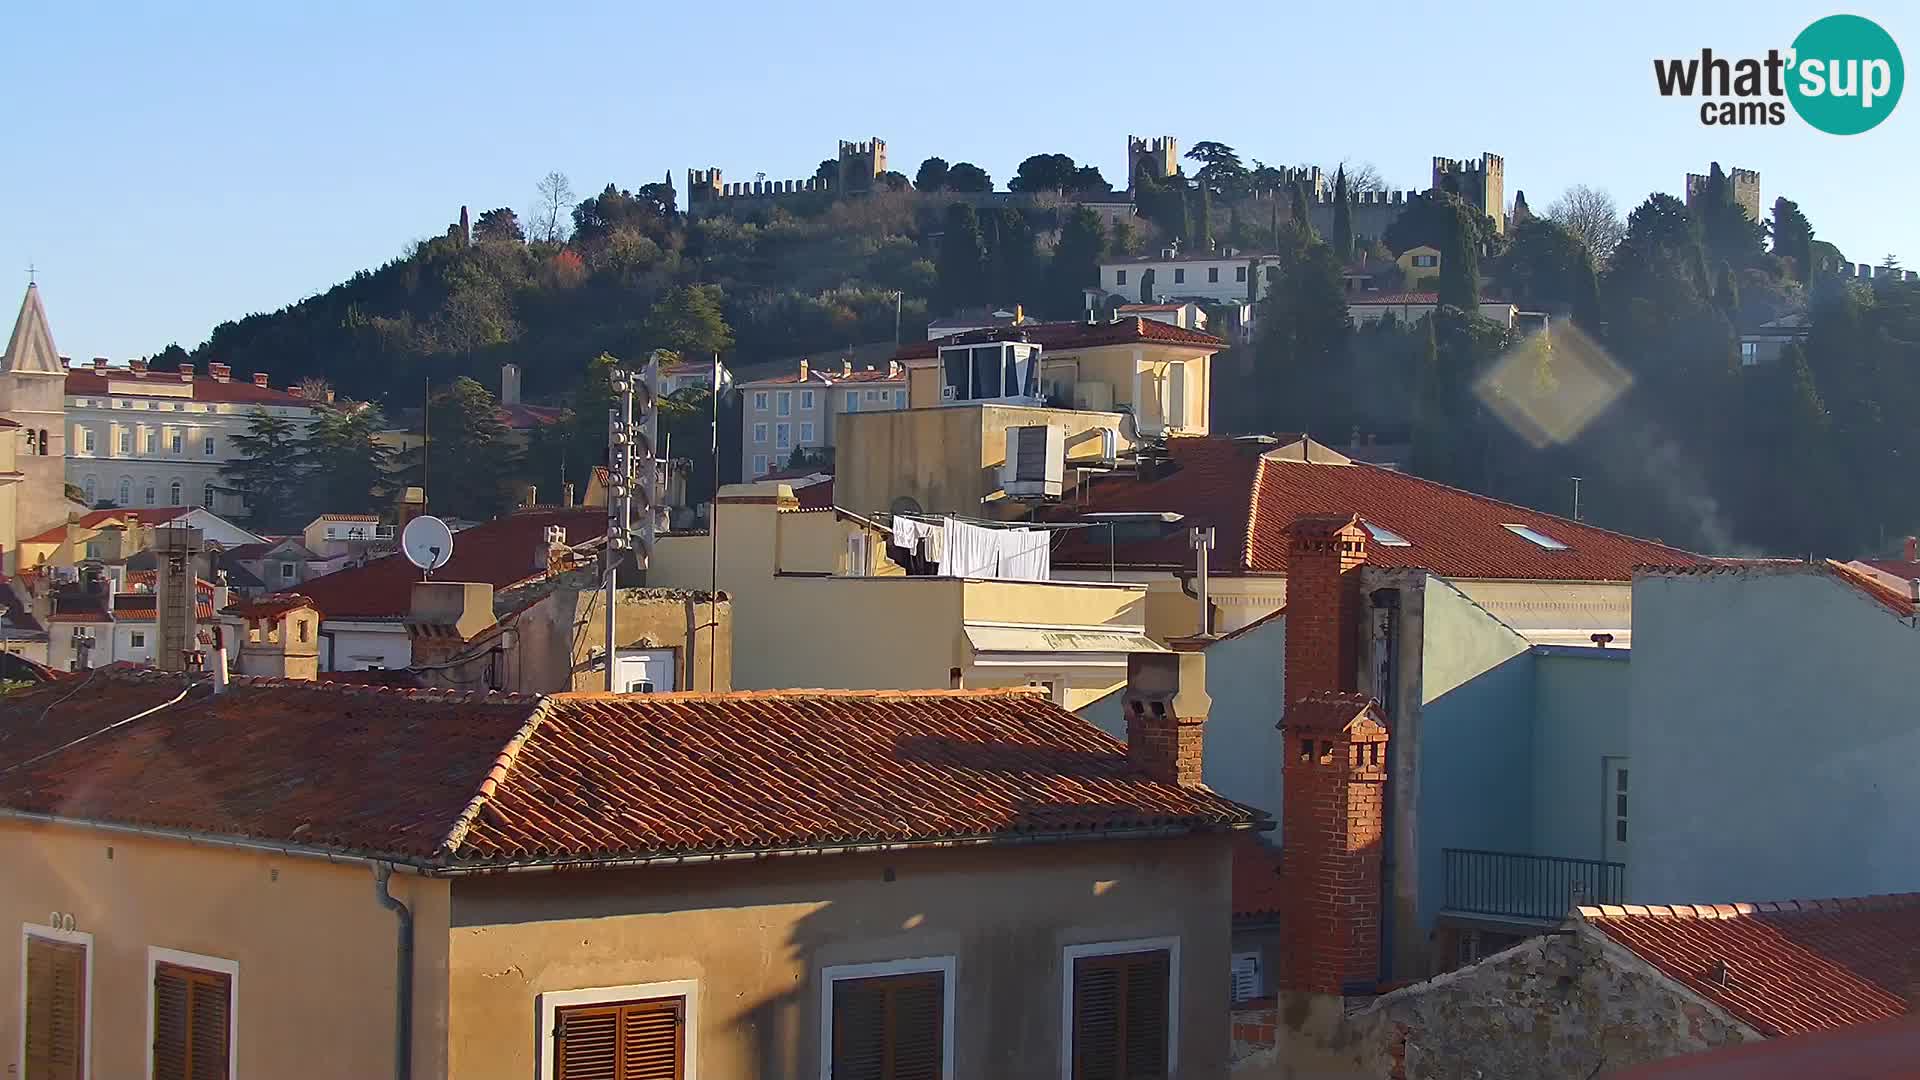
0, 811, 1266, 877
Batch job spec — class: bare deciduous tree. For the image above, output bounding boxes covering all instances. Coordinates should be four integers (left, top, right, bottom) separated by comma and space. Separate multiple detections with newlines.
532, 171, 575, 244
1335, 160, 1387, 193
1547, 185, 1625, 266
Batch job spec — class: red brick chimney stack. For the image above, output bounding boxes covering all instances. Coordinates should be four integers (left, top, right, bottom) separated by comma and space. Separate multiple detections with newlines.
1284, 513, 1370, 696
1124, 651, 1209, 787
1278, 512, 1387, 996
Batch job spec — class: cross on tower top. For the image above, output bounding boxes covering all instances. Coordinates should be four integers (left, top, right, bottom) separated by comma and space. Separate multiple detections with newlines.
25, 262, 35, 285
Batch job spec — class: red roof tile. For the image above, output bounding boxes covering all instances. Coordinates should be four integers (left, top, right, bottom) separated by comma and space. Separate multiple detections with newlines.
498, 402, 567, 430
1609, 1016, 1920, 1078
892, 318, 1224, 361
22, 506, 200, 545
65, 369, 316, 406
294, 508, 605, 619
1581, 896, 1920, 1037
226, 594, 316, 622
1050, 437, 1703, 581
0, 676, 1260, 866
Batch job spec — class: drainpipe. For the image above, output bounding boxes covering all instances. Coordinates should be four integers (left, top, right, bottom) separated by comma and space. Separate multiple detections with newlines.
373, 862, 414, 1080
1369, 587, 1401, 986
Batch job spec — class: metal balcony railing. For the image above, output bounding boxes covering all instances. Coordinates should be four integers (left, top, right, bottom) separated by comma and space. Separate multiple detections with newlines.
1442, 848, 1625, 922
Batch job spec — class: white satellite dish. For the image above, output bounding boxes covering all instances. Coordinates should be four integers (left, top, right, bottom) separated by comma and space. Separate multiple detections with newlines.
401, 515, 455, 576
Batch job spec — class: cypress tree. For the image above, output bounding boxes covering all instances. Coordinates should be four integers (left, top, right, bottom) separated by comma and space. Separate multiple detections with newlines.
1332, 166, 1354, 262
937, 202, 986, 312
1290, 181, 1316, 243
1438, 201, 1479, 310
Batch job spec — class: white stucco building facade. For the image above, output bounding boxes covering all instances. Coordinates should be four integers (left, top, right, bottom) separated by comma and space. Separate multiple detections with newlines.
63, 360, 324, 517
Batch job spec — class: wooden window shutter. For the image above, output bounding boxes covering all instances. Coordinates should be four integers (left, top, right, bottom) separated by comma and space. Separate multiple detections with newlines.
1072, 950, 1170, 1080
830, 972, 944, 1080
25, 936, 87, 1080
153, 962, 231, 1080
555, 998, 685, 1080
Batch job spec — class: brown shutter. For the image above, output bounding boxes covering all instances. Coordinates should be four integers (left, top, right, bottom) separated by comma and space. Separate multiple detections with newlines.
25, 936, 87, 1080
830, 972, 944, 1080
153, 963, 231, 1080
1072, 950, 1170, 1080
556, 998, 684, 1080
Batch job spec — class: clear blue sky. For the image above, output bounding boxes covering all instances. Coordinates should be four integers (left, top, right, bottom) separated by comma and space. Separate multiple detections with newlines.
4, 0, 1914, 361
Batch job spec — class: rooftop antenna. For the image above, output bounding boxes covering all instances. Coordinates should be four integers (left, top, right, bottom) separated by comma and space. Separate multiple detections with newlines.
1571, 476, 1584, 521
400, 515, 455, 580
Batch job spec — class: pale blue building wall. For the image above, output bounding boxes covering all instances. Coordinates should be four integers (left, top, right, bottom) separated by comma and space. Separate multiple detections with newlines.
1415, 580, 1534, 932
1629, 570, 1920, 903
1529, 648, 1630, 864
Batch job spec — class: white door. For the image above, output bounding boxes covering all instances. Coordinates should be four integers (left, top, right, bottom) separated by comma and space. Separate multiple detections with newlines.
614, 648, 677, 694
1603, 758, 1629, 865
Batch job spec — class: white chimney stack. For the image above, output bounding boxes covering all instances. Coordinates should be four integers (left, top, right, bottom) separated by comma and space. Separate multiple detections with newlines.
501, 363, 522, 406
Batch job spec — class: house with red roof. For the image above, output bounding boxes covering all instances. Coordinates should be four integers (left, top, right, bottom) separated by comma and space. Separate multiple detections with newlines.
0, 665, 1260, 1077
738, 354, 908, 481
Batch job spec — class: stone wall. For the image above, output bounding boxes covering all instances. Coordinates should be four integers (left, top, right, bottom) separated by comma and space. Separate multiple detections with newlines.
1231, 929, 1759, 1079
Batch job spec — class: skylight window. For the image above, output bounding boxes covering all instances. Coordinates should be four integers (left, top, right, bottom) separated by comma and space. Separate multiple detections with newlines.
1362, 521, 1412, 546
1503, 524, 1569, 550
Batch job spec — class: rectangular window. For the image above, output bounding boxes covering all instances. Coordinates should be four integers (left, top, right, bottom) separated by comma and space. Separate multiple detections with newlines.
752, 454, 768, 476
753, 423, 768, 445
1740, 341, 1759, 366
1115, 270, 1127, 286
777, 391, 791, 417
1502, 523, 1569, 550
146, 431, 158, 453
541, 980, 696, 1080
1236, 266, 1248, 282
170, 432, 183, 454
1172, 268, 1185, 284
1208, 267, 1219, 283
866, 390, 882, 401
1265, 266, 1278, 283
822, 959, 954, 1080
1063, 940, 1176, 1080
149, 949, 236, 1080
800, 389, 814, 410
753, 391, 769, 412
81, 429, 95, 454
23, 927, 91, 1080
799, 422, 814, 444
776, 423, 791, 450
132, 631, 146, 648
120, 430, 133, 455
894, 390, 907, 409
845, 392, 859, 412
203, 436, 215, 456
280, 562, 297, 581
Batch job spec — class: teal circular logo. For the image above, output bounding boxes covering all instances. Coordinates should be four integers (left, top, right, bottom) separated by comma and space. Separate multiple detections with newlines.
1788, 15, 1903, 134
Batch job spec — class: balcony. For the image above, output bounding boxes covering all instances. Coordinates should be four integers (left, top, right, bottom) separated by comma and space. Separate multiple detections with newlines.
1442, 848, 1625, 923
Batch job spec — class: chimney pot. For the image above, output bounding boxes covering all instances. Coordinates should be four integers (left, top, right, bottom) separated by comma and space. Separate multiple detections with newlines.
949, 666, 963, 690
1906, 536, 1917, 562
92, 357, 107, 372
843, 359, 853, 378
178, 364, 195, 382
799, 357, 810, 381
1124, 651, 1208, 787
253, 372, 270, 387
130, 358, 148, 374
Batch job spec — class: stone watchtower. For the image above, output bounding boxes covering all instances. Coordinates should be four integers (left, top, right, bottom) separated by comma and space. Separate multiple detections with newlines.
837, 138, 886, 195
0, 284, 72, 542
1127, 135, 1179, 188
1686, 166, 1761, 222
1432, 152, 1506, 235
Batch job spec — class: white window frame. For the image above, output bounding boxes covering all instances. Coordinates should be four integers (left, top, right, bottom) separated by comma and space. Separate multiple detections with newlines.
799, 421, 814, 444
1115, 270, 1127, 285
776, 390, 791, 417
752, 454, 768, 476
20, 923, 94, 1080
131, 631, 146, 648
800, 389, 814, 411
170, 432, 183, 455
145, 945, 239, 1080
120, 430, 133, 455
776, 423, 790, 450
753, 423, 768, 445
81, 428, 95, 454
536, 977, 700, 1080
753, 390, 769, 412
818, 955, 956, 1080
1058, 936, 1180, 1080
1173, 268, 1185, 284
202, 436, 215, 456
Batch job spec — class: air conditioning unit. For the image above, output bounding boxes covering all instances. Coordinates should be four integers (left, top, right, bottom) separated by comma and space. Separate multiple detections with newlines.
1002, 425, 1064, 499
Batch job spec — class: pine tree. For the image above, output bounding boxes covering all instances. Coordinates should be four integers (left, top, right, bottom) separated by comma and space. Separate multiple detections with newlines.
301, 404, 396, 517
936, 203, 987, 313
425, 376, 518, 521
223, 409, 308, 531
1332, 166, 1354, 262
1771, 197, 1815, 281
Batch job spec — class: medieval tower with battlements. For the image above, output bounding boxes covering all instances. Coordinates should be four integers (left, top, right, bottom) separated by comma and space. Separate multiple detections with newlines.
1127, 135, 1179, 188
1685, 166, 1761, 221
1433, 152, 1506, 234
837, 138, 886, 195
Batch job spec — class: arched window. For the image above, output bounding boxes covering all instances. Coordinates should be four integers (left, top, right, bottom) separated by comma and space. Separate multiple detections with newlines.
169, 480, 182, 505
117, 478, 131, 505
202, 483, 215, 509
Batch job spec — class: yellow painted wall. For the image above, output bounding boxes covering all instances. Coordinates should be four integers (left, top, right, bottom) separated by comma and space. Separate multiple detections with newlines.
959, 578, 1142, 629
837, 404, 1129, 518
446, 839, 1235, 1079
0, 822, 450, 1079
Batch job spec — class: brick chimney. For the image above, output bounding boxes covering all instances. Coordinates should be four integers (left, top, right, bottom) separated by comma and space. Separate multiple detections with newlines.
91, 357, 107, 372
1284, 513, 1370, 696
253, 372, 270, 387
178, 363, 196, 383
1123, 651, 1209, 787
208, 362, 231, 383
130, 358, 148, 374
405, 581, 496, 668
1277, 511, 1387, 996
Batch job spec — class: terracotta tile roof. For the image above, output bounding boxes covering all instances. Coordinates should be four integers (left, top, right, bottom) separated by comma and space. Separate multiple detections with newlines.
1640, 559, 1916, 618
21, 506, 199, 545
1581, 895, 1920, 1037
892, 318, 1224, 361
294, 508, 605, 619
1857, 558, 1920, 580
1280, 690, 1380, 734
64, 368, 317, 407
0, 676, 1261, 867
1233, 834, 1285, 918
225, 594, 316, 622
1050, 436, 1704, 581
104, 595, 216, 622
1608, 1016, 1920, 1078
742, 368, 903, 386
497, 402, 567, 430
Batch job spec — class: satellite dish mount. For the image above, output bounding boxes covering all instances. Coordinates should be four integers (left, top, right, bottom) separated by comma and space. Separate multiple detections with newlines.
401, 515, 455, 580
